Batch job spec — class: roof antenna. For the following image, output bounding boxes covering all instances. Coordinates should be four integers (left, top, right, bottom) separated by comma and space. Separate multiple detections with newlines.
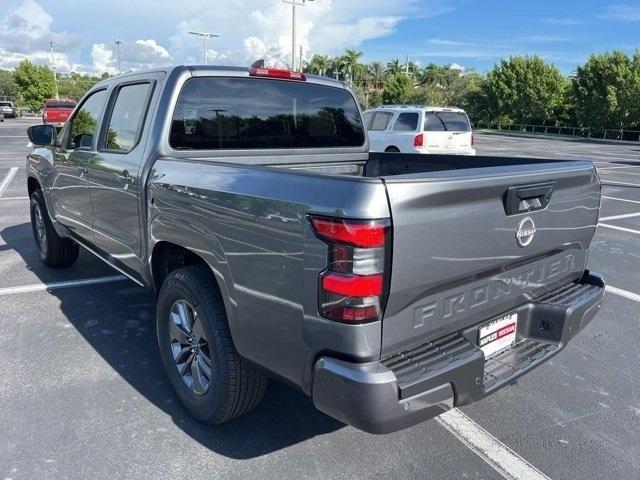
251, 59, 265, 69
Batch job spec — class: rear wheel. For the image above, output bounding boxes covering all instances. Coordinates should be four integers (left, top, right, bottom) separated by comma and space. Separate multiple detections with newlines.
156, 265, 267, 424
30, 189, 79, 267
385, 146, 400, 153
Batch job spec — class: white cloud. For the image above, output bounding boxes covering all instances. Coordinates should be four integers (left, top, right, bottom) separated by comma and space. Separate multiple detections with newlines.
543, 18, 585, 26
1, 0, 448, 72
0, 0, 81, 71
91, 43, 117, 75
599, 4, 640, 21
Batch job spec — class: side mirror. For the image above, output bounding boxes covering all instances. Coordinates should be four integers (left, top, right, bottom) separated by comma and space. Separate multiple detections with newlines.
27, 124, 56, 146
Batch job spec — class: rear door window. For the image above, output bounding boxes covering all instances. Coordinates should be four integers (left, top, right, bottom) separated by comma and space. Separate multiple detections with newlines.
102, 83, 152, 153
393, 112, 419, 131
424, 112, 471, 132
170, 77, 364, 150
369, 112, 393, 131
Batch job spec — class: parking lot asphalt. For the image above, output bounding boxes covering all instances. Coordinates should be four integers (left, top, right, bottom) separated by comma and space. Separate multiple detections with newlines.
1, 119, 639, 480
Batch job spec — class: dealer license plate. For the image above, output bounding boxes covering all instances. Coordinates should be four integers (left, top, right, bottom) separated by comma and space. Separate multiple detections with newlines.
478, 313, 518, 358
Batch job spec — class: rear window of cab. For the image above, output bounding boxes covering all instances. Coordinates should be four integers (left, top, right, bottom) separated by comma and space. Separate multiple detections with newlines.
170, 77, 365, 150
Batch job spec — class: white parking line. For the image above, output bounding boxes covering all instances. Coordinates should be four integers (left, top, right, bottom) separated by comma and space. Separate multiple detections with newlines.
436, 409, 551, 480
601, 181, 640, 188
599, 223, 640, 235
0, 167, 19, 198
602, 196, 640, 205
0, 196, 28, 201
607, 285, 640, 303
0, 275, 127, 296
599, 212, 640, 221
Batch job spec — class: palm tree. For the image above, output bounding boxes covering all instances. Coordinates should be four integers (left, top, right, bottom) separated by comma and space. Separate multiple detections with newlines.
386, 59, 403, 75
339, 49, 364, 84
306, 54, 331, 76
367, 62, 388, 90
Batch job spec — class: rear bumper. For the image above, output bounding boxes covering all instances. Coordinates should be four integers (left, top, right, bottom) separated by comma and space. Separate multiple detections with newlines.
312, 271, 604, 434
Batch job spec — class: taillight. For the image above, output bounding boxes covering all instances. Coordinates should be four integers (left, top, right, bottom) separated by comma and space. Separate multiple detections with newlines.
414, 133, 424, 148
249, 67, 306, 81
471, 134, 475, 146
310, 216, 391, 323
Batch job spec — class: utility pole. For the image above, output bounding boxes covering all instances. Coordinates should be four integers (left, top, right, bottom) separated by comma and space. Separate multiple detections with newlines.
115, 39, 123, 74
299, 44, 303, 72
188, 31, 219, 65
49, 41, 59, 99
283, 0, 313, 70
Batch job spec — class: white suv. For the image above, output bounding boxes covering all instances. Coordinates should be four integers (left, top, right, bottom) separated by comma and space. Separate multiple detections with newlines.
363, 105, 476, 155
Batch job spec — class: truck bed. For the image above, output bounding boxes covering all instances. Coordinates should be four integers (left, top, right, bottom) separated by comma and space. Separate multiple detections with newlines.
282, 153, 600, 354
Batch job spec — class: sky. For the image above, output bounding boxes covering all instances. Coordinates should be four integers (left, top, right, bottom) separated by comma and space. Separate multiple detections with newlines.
1, 0, 639, 75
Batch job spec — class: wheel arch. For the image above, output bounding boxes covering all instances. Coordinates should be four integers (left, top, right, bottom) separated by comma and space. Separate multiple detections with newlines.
27, 175, 40, 195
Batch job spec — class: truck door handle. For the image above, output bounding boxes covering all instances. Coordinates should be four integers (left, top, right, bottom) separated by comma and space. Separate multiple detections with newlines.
504, 182, 555, 215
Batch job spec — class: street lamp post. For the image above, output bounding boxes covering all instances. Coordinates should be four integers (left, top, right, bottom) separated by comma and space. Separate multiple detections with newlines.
188, 31, 220, 65
49, 41, 59, 99
115, 39, 123, 74
282, 0, 313, 70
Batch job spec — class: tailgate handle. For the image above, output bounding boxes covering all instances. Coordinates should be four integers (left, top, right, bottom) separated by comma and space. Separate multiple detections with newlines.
504, 182, 555, 215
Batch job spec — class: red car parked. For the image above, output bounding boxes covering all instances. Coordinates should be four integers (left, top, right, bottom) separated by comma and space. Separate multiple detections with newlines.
42, 98, 77, 128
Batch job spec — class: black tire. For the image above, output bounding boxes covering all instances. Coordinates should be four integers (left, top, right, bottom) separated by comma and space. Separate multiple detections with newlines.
30, 189, 79, 268
385, 146, 400, 153
156, 265, 267, 424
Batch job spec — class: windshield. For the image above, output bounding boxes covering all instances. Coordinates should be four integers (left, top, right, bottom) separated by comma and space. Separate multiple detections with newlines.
0, 102, 13, 107
424, 111, 471, 132
45, 100, 76, 108
170, 77, 364, 150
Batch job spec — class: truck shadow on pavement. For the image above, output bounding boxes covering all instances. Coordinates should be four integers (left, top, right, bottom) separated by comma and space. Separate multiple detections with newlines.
1, 222, 344, 460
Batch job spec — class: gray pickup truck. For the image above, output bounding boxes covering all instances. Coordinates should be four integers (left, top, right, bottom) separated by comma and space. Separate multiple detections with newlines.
25, 65, 605, 434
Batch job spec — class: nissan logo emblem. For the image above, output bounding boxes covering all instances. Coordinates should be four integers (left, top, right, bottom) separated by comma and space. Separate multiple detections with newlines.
516, 217, 536, 247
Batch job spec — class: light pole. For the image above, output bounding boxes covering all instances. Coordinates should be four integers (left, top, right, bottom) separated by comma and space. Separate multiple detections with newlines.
49, 41, 59, 99
188, 31, 220, 65
282, 0, 313, 70
115, 39, 123, 74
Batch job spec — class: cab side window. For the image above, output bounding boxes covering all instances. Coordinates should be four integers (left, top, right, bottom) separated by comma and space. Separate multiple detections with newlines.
67, 89, 107, 150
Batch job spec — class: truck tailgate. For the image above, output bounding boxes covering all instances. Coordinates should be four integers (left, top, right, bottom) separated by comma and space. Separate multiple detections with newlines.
380, 160, 600, 356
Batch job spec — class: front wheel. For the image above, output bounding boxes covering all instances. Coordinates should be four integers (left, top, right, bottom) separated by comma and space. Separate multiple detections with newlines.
30, 189, 79, 267
156, 265, 267, 424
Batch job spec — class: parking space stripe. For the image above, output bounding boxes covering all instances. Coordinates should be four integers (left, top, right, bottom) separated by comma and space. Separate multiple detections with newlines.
606, 285, 640, 303
599, 223, 640, 235
601, 181, 640, 188
0, 196, 28, 201
602, 196, 640, 205
0, 275, 127, 296
599, 212, 640, 221
0, 167, 19, 198
436, 409, 552, 480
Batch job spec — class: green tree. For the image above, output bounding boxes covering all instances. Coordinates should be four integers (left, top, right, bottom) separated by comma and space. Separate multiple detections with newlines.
367, 62, 387, 90
338, 49, 363, 84
57, 72, 103, 100
572, 50, 640, 130
386, 59, 403, 76
484, 55, 568, 124
0, 69, 18, 101
305, 54, 331, 76
13, 60, 57, 111
382, 73, 414, 104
